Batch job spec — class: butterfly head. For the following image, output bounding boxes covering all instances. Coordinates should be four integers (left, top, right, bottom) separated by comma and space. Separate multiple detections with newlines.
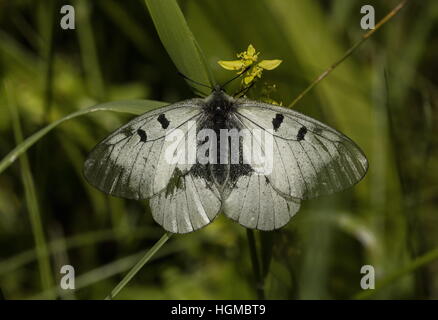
205, 85, 234, 112
211, 84, 228, 98
212, 84, 224, 93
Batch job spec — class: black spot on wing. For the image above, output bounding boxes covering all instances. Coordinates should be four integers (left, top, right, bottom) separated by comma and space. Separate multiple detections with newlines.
136, 129, 147, 142
157, 113, 170, 129
272, 113, 284, 131
297, 126, 307, 141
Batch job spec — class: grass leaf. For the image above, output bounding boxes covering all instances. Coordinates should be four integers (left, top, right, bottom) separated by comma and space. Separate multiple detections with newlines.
0, 99, 167, 175
5, 84, 54, 297
105, 232, 173, 300
144, 0, 214, 93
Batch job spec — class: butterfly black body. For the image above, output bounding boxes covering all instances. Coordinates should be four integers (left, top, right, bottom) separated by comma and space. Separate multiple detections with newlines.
195, 86, 254, 191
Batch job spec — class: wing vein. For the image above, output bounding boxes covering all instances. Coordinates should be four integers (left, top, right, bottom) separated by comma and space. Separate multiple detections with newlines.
286, 139, 310, 197
184, 175, 195, 232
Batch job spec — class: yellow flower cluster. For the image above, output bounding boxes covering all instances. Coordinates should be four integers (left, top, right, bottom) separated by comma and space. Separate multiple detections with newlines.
218, 44, 282, 85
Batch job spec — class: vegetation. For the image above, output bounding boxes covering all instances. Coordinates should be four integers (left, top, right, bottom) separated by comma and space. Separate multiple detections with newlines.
0, 0, 437, 299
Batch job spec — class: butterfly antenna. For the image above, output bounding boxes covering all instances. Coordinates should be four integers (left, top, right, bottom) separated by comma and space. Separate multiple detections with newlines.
191, 86, 208, 98
177, 72, 213, 90
234, 80, 257, 98
221, 66, 251, 89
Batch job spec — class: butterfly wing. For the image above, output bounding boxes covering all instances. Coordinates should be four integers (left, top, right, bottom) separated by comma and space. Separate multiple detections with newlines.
232, 100, 368, 200
84, 99, 203, 200
150, 167, 222, 233
223, 171, 300, 231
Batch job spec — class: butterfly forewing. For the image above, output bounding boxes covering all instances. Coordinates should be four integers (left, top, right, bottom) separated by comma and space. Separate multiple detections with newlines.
83, 99, 204, 200
233, 101, 368, 200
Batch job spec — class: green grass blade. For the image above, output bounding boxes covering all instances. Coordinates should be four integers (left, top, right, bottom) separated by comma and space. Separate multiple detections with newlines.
75, 0, 106, 101
105, 232, 172, 300
260, 232, 274, 281
5, 84, 54, 297
144, 0, 214, 93
246, 229, 264, 299
32, 240, 182, 299
98, 0, 158, 61
37, 0, 55, 118
354, 247, 438, 299
287, 0, 410, 110
0, 99, 167, 175
0, 226, 161, 276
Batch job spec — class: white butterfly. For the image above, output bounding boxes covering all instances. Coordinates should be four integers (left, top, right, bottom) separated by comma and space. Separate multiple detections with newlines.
84, 85, 368, 233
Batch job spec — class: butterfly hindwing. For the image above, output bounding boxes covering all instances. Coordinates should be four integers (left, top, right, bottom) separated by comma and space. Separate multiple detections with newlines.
233, 100, 368, 200
150, 169, 221, 233
224, 171, 300, 231
83, 99, 204, 200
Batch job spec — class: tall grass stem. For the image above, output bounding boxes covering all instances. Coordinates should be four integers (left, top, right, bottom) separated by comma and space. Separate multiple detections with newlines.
105, 232, 172, 300
288, 0, 410, 108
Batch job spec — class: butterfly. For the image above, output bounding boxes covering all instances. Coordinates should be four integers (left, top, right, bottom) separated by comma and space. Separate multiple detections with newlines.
84, 84, 368, 234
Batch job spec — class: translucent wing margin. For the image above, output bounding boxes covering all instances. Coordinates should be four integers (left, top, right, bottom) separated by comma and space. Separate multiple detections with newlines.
83, 99, 203, 200
233, 100, 368, 200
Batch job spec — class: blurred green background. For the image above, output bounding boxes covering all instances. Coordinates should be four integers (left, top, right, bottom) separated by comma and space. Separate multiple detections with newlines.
0, 0, 437, 299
